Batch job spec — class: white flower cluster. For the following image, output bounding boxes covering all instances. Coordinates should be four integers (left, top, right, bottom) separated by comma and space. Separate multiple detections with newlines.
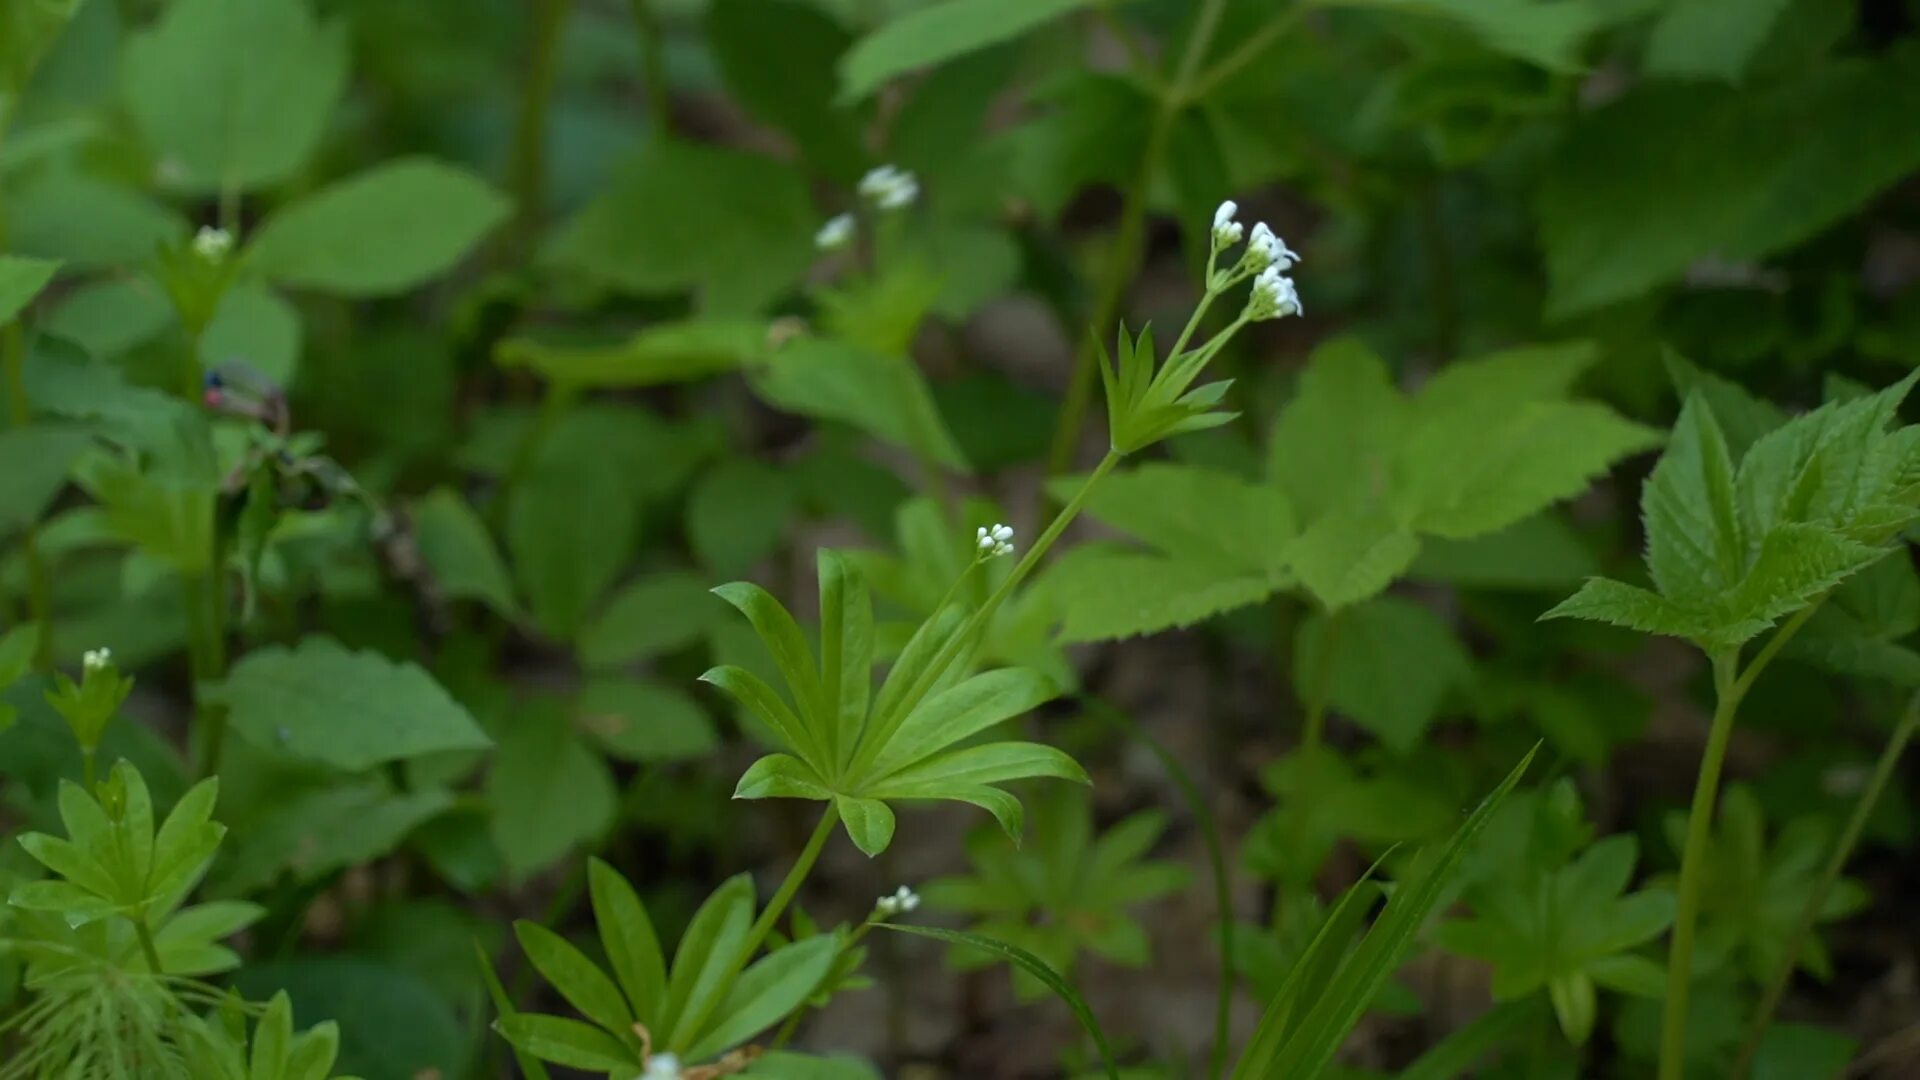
641, 1052, 682, 1080
815, 212, 856, 251
858, 164, 919, 210
82, 647, 112, 672
975, 523, 1014, 558
874, 885, 920, 917
1213, 201, 1302, 320
193, 226, 233, 262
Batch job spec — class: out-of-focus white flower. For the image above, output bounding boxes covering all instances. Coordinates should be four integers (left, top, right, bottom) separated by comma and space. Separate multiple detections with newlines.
1247, 222, 1299, 271
82, 648, 112, 672
193, 226, 233, 261
975, 523, 1014, 558
875, 885, 920, 917
815, 212, 856, 250
1248, 266, 1301, 320
858, 165, 919, 210
642, 1052, 683, 1080
1211, 200, 1243, 246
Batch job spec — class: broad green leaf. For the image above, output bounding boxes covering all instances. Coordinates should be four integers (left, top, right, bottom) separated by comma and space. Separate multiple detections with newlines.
245, 158, 510, 296
709, 0, 865, 179
687, 934, 839, 1060
45, 276, 176, 358
1286, 508, 1420, 611
689, 459, 799, 578
1318, 0, 1629, 71
545, 139, 815, 316
495, 1015, 634, 1072
1750, 1023, 1855, 1080
213, 783, 452, 895
576, 678, 718, 763
864, 667, 1057, 779
1542, 578, 1707, 640
733, 753, 835, 801
411, 487, 517, 617
1, 0, 82, 93
1719, 524, 1882, 637
514, 921, 635, 1038
200, 282, 300, 385
1065, 462, 1295, 574
1043, 546, 1279, 643
834, 795, 897, 857
1267, 337, 1404, 523
119, 0, 348, 192
588, 858, 668, 1025
750, 338, 968, 471
4, 169, 185, 267
1663, 352, 1785, 461
508, 411, 649, 638
495, 320, 765, 389
1408, 512, 1599, 590
879, 923, 1119, 1080
0, 254, 59, 324
1295, 597, 1472, 752
661, 874, 754, 1051
211, 637, 490, 769
1645, 0, 1795, 83
577, 571, 729, 669
235, 958, 467, 1079
839, 0, 1095, 102
1539, 51, 1920, 314
488, 700, 617, 880
0, 426, 94, 531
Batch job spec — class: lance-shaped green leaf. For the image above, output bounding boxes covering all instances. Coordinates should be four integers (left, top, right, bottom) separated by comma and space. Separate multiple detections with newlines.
707, 550, 1081, 855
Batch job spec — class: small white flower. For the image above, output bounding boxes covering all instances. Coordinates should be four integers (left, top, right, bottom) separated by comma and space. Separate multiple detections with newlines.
82, 648, 112, 672
1247, 222, 1299, 271
875, 884, 920, 918
858, 165, 919, 211
976, 523, 1014, 558
192, 226, 233, 261
1249, 266, 1301, 320
815, 212, 855, 250
1211, 200, 1243, 246
642, 1052, 683, 1080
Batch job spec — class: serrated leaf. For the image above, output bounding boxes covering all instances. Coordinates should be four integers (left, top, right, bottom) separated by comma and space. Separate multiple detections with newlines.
245, 158, 510, 296
1644, 393, 1745, 603
1267, 336, 1404, 523
1542, 578, 1707, 640
1064, 462, 1295, 574
1287, 508, 1420, 611
211, 637, 490, 769
1044, 546, 1278, 643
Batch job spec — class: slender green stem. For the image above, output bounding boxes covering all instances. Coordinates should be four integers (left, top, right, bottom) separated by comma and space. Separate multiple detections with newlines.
185, 569, 229, 776
1732, 688, 1920, 1077
82, 748, 96, 790
132, 916, 164, 975
510, 0, 573, 253
1044, 0, 1236, 478
0, 139, 53, 671
1659, 603, 1820, 1080
625, 0, 673, 135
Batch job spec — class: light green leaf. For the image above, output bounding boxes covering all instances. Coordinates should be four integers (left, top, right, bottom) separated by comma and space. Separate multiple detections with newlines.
1287, 508, 1420, 611
588, 858, 668, 1025
1066, 462, 1295, 574
495, 1015, 635, 1073
733, 753, 835, 801
213, 783, 452, 895
750, 338, 969, 471
488, 700, 617, 880
711, 581, 827, 751
1542, 578, 1706, 640
1267, 336, 1404, 523
4, 170, 186, 267
245, 158, 510, 296
45, 276, 176, 358
211, 637, 491, 769
1408, 512, 1599, 590
200, 282, 301, 385
839, 0, 1094, 102
661, 874, 754, 1051
577, 571, 729, 669
1719, 524, 1883, 638
688, 934, 840, 1060
119, 0, 348, 192
1044, 546, 1279, 643
1644, 393, 1744, 604
834, 795, 897, 857
0, 254, 59, 325
411, 486, 518, 617
1645, 0, 1795, 83
576, 678, 718, 763
1295, 597, 1472, 752
495, 320, 766, 389
1318, 0, 1629, 71
514, 921, 635, 1038
865, 667, 1057, 779
709, 0, 865, 179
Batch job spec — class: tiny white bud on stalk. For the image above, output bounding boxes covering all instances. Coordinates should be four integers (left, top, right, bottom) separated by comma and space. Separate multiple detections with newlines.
976, 523, 1015, 558
193, 226, 233, 261
1247, 222, 1299, 271
1211, 199, 1244, 246
815, 213, 855, 250
642, 1052, 683, 1080
859, 165, 919, 210
1249, 266, 1302, 321
876, 884, 920, 918
83, 648, 112, 672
